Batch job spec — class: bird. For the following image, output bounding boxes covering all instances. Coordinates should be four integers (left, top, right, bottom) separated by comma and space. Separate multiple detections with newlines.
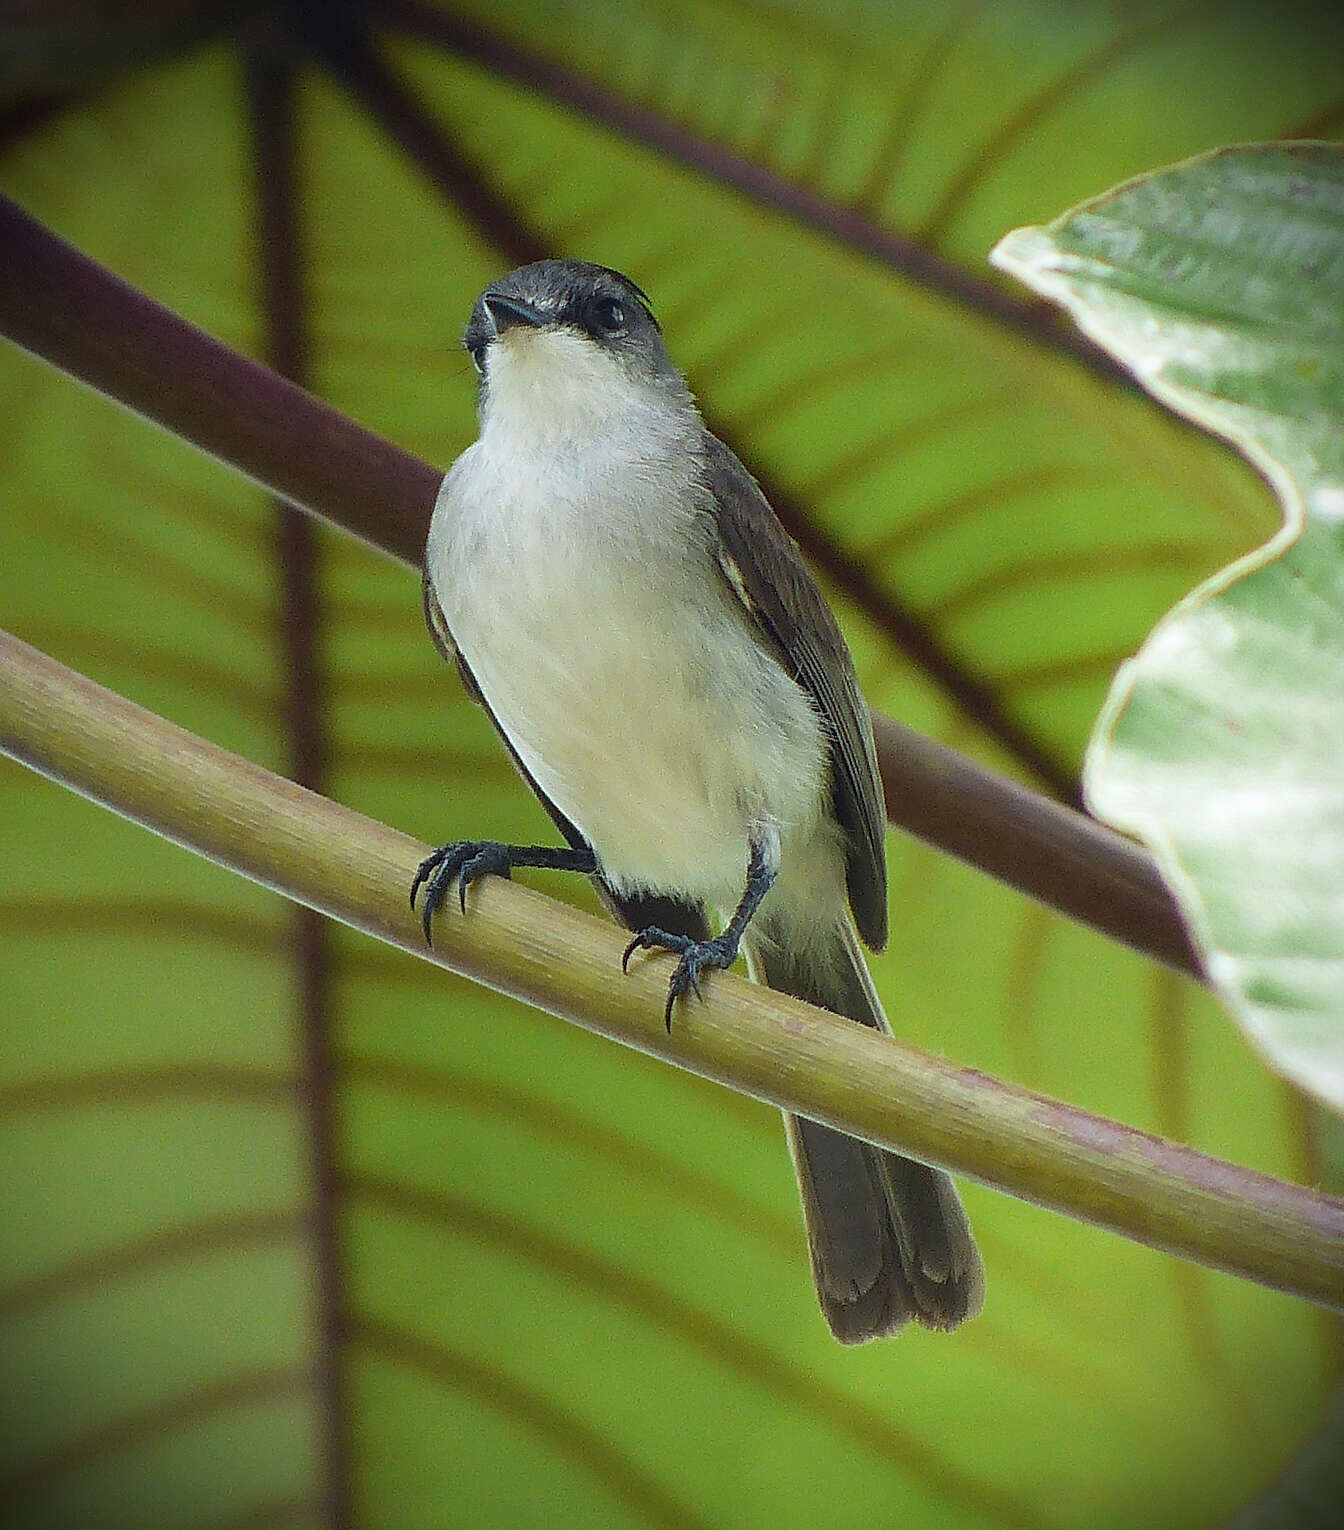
412, 259, 983, 1341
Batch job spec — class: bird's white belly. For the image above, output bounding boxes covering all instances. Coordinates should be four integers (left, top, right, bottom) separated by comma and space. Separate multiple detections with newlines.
428, 447, 830, 911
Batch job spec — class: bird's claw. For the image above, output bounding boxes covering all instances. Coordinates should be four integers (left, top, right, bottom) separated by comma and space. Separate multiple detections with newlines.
622, 927, 739, 1032
410, 841, 513, 943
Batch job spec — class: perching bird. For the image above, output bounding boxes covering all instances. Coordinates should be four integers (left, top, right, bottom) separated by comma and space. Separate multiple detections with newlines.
413, 259, 983, 1341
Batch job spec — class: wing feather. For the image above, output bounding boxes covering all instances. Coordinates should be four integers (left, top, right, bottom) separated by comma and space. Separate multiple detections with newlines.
699, 435, 888, 950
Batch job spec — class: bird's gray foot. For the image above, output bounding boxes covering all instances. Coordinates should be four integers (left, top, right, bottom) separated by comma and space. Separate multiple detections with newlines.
622, 927, 743, 1031
411, 841, 596, 943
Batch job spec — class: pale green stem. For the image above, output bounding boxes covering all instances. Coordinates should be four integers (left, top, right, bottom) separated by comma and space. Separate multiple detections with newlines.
2, 628, 1341, 1312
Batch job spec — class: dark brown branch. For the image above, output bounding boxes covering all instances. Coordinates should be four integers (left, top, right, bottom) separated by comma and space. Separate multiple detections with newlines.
0, 191, 1200, 978
873, 716, 1200, 977
0, 191, 436, 567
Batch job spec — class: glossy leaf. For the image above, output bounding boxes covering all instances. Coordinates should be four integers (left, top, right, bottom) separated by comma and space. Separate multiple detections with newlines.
995, 143, 1344, 1116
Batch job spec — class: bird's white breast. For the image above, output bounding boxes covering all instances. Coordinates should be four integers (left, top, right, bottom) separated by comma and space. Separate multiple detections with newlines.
426, 346, 831, 914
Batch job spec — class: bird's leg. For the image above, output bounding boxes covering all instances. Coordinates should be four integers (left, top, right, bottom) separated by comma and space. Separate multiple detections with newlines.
412, 841, 597, 943
622, 829, 779, 1031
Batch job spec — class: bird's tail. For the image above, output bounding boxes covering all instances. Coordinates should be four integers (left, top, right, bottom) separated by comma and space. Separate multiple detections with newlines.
744, 919, 983, 1343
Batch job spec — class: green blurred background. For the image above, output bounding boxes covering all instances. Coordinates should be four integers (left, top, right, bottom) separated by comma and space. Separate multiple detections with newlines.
2, 2, 1342, 1526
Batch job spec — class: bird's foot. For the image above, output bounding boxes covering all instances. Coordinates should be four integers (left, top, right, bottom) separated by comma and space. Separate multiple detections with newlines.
411, 840, 598, 943
411, 841, 515, 942
622, 926, 742, 1032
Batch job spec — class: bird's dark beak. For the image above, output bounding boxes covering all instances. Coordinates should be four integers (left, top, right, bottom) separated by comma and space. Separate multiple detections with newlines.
484, 292, 548, 335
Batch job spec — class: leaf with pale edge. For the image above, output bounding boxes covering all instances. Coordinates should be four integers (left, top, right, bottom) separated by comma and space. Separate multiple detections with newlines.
994, 142, 1344, 1116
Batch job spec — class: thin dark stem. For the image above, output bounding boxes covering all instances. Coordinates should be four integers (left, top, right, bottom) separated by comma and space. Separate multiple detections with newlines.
0, 1365, 311, 1508
309, 12, 546, 266
0, 191, 1196, 977
374, 0, 1130, 389
873, 715, 1201, 978
722, 437, 1081, 804
246, 41, 353, 1530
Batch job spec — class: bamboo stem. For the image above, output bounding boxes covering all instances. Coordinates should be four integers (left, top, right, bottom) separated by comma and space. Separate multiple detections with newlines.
2, 629, 1339, 1312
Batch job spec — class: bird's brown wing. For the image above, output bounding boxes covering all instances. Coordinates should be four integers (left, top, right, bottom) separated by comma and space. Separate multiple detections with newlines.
699, 434, 888, 950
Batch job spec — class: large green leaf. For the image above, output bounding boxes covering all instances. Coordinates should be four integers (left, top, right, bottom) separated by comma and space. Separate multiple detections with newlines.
993, 143, 1344, 1117
2, 4, 1341, 1527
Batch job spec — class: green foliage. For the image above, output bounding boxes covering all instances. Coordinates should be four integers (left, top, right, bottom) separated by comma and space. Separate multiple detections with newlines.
996, 143, 1344, 1116
2, 5, 1342, 1527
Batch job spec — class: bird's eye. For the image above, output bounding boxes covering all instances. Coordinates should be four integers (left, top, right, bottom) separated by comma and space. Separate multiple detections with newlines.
591, 297, 626, 333
467, 342, 487, 375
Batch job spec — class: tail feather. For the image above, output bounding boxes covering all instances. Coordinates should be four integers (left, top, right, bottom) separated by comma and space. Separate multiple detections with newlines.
747, 920, 983, 1342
